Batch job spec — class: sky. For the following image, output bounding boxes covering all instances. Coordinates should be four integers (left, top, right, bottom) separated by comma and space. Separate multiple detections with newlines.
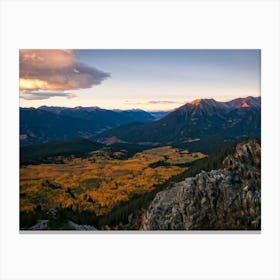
19, 49, 261, 111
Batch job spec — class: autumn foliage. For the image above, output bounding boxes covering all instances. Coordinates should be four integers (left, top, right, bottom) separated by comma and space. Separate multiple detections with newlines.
20, 146, 205, 217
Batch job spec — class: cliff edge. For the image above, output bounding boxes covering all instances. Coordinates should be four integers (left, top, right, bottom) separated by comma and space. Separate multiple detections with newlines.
141, 140, 261, 230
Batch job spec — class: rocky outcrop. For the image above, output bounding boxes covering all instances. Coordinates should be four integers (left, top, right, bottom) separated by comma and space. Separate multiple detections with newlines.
28, 219, 97, 230
141, 140, 261, 230
67, 220, 97, 231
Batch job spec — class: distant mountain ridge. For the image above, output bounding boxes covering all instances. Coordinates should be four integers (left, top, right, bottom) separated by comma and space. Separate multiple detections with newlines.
20, 107, 129, 145
20, 106, 166, 145
112, 109, 155, 123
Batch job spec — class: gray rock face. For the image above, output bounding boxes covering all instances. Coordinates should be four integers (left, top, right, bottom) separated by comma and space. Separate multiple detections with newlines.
141, 140, 261, 230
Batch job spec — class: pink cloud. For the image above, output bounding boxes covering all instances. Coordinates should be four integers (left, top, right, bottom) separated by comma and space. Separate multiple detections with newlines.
19, 49, 110, 99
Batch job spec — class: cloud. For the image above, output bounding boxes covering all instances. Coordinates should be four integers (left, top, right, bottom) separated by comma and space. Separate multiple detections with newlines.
19, 49, 110, 99
146, 100, 180, 104
20, 91, 77, 100
125, 100, 181, 105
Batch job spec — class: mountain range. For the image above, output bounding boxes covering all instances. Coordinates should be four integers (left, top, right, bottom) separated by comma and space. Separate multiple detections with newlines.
20, 96, 260, 148
97, 96, 261, 145
20, 106, 168, 145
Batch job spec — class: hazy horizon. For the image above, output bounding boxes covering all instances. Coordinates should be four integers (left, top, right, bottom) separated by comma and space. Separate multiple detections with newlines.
19, 95, 261, 112
19, 49, 261, 111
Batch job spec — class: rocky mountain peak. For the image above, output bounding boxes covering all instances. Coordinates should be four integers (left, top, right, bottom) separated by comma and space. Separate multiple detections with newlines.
189, 98, 217, 107
184, 96, 260, 111
228, 96, 261, 110
191, 99, 202, 106
241, 101, 250, 108
141, 139, 261, 230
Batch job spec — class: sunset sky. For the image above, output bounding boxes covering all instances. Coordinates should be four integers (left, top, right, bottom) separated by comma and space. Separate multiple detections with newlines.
19, 49, 260, 111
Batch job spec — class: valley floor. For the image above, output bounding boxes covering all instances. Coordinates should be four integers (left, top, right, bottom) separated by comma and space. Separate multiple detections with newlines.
20, 145, 205, 229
